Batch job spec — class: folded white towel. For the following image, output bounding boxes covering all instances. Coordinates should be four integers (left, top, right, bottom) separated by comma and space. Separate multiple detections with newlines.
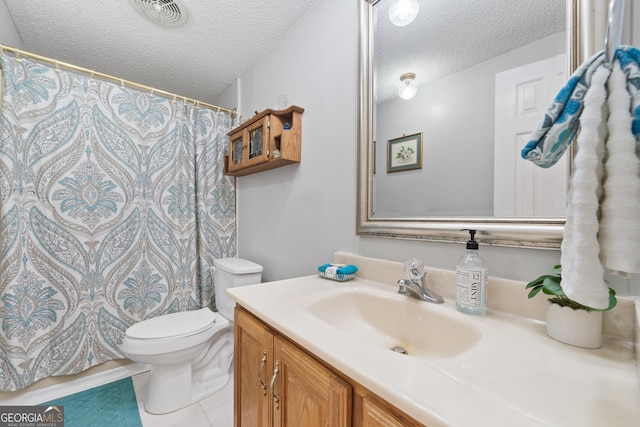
599, 63, 640, 275
560, 65, 610, 310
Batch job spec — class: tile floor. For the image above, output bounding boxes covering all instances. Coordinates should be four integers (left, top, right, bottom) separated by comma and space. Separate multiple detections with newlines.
131, 371, 233, 427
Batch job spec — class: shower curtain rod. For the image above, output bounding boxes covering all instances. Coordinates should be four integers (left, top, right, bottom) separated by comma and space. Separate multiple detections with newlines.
0, 43, 237, 117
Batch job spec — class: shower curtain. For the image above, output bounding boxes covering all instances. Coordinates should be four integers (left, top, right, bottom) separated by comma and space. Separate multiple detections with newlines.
0, 53, 236, 391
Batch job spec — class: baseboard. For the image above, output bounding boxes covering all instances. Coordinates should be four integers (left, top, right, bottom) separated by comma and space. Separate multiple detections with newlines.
0, 362, 150, 405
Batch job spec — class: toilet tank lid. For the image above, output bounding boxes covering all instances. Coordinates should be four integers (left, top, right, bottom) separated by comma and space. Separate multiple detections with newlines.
215, 257, 263, 274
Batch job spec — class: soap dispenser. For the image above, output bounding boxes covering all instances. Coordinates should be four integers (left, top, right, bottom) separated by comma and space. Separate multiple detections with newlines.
456, 229, 488, 315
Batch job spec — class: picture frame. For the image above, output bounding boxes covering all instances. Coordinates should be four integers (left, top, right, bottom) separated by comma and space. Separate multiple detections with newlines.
387, 132, 422, 173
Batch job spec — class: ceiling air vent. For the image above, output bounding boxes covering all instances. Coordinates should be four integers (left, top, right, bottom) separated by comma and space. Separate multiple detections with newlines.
129, 0, 188, 27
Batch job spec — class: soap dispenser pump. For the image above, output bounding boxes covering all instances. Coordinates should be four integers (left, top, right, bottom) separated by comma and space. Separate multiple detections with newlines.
455, 229, 488, 315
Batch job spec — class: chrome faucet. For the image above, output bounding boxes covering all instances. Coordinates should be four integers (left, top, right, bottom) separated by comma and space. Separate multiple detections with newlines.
397, 259, 444, 303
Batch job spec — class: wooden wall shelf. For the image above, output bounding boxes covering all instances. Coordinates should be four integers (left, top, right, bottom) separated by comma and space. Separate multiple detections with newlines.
225, 105, 304, 177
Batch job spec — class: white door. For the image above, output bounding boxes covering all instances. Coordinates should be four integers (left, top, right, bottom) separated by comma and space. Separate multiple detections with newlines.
494, 54, 568, 217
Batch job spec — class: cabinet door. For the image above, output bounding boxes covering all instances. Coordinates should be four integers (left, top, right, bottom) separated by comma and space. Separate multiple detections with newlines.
245, 117, 270, 166
235, 308, 274, 427
229, 132, 246, 171
354, 387, 424, 427
228, 117, 271, 172
271, 335, 351, 427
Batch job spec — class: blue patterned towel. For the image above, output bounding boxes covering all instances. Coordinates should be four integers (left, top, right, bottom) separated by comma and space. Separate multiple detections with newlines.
521, 46, 640, 168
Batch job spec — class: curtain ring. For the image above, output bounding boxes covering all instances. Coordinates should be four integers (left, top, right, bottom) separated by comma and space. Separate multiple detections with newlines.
172, 94, 177, 104
90, 70, 95, 81
55, 61, 60, 73
15, 49, 22, 62
120, 78, 125, 89
150, 88, 154, 97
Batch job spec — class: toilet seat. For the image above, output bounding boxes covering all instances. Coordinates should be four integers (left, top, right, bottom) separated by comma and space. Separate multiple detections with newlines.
122, 308, 230, 357
126, 308, 217, 341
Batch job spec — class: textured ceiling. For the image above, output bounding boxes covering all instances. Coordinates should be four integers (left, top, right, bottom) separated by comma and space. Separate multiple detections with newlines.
3, 0, 323, 107
3, 0, 565, 108
374, 0, 566, 102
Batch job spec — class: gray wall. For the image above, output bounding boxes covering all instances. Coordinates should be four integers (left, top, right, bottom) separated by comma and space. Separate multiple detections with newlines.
234, 0, 563, 286
235, 0, 360, 282
235, 0, 638, 297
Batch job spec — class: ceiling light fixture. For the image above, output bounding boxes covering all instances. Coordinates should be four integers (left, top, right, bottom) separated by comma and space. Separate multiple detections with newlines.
398, 73, 417, 100
388, 0, 420, 27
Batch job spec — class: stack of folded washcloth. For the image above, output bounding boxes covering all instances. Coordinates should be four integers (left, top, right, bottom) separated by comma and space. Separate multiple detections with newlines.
317, 263, 358, 281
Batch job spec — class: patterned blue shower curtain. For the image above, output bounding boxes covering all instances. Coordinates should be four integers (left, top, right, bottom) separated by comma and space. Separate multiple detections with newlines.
0, 54, 236, 391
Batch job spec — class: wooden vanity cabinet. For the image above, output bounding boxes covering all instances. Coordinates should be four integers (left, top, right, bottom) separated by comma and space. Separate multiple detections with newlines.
272, 335, 351, 426
234, 307, 351, 427
234, 306, 273, 426
353, 386, 424, 427
234, 307, 425, 427
226, 105, 304, 177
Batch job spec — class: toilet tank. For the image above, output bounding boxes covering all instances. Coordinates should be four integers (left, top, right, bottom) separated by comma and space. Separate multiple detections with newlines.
214, 257, 263, 320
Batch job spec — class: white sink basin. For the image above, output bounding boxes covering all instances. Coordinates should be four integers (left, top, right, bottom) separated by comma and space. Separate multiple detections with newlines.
306, 287, 481, 359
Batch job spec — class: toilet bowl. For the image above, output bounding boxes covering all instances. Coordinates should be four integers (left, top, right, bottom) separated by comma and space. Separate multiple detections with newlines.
121, 258, 262, 414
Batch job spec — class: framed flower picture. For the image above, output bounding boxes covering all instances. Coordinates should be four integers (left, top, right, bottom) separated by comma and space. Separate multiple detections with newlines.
387, 132, 422, 173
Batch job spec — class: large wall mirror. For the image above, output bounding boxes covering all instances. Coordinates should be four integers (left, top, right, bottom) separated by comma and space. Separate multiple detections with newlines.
357, 0, 588, 248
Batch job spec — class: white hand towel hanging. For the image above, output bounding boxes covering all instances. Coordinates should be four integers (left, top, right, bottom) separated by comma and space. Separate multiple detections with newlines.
599, 62, 640, 275
524, 50, 640, 309
560, 65, 610, 310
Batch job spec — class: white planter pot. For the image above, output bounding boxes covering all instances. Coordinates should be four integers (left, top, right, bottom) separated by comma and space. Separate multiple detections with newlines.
546, 303, 603, 348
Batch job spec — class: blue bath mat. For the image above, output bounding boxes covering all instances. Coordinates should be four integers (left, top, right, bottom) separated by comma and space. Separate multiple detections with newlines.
41, 376, 142, 427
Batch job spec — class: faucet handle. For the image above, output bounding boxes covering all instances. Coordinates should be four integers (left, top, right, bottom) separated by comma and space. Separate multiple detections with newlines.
404, 258, 425, 281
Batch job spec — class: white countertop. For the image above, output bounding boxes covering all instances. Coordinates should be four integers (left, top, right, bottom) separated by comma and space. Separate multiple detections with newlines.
228, 275, 639, 426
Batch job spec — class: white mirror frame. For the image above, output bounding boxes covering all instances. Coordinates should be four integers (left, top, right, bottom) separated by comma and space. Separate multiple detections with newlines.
357, 0, 587, 248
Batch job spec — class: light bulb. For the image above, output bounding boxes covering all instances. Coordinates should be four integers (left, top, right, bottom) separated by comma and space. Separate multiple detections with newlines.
388, 0, 420, 27
398, 73, 417, 100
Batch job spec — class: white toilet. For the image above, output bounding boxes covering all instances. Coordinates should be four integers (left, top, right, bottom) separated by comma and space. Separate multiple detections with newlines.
121, 257, 262, 414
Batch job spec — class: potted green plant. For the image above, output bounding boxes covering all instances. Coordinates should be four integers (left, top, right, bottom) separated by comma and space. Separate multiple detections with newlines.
525, 265, 617, 348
